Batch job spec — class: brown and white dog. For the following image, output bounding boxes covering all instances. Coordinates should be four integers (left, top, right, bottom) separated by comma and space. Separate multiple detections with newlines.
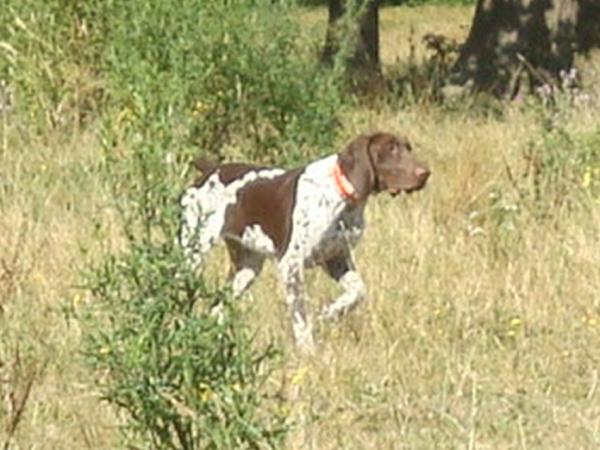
179, 132, 430, 351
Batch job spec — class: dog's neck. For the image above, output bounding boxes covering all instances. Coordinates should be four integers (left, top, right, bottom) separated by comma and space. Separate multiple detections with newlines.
332, 161, 360, 203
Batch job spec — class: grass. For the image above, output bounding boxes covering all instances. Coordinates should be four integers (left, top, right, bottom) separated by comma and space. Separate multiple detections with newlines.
1, 4, 600, 449
301, 4, 470, 64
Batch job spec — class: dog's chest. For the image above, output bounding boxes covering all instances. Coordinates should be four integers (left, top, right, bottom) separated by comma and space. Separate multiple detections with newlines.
289, 163, 366, 265
307, 210, 364, 265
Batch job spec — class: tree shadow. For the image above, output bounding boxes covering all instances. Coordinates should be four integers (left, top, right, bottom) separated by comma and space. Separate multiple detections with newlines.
450, 0, 599, 96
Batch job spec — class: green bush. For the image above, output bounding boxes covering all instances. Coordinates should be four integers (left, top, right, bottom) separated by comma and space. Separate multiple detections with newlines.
82, 240, 287, 449
73, 2, 304, 438
393, 0, 475, 6
1, 0, 346, 163
298, 1, 476, 6
97, 0, 344, 164
186, 4, 345, 163
81, 124, 288, 447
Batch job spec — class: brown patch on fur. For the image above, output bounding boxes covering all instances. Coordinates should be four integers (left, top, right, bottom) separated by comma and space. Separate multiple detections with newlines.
191, 159, 268, 188
223, 168, 304, 258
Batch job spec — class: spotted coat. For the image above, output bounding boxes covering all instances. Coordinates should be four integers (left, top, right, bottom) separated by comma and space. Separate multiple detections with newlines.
179, 132, 431, 351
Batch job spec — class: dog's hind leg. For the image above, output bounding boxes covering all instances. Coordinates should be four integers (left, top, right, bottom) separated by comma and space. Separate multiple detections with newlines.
278, 259, 315, 352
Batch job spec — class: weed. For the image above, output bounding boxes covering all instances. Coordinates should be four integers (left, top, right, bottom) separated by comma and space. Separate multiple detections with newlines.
0, 343, 45, 450
388, 28, 460, 105
81, 241, 287, 449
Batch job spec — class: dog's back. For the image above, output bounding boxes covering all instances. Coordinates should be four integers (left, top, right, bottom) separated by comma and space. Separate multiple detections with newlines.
191, 157, 270, 188
179, 159, 286, 266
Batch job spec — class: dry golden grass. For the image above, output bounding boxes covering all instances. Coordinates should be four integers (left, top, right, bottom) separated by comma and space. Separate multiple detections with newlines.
0, 130, 121, 448
255, 99, 600, 449
2, 4, 600, 449
300, 4, 472, 64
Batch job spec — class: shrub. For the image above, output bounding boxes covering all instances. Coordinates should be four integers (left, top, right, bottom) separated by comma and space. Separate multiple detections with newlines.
81, 125, 288, 448
1, 0, 346, 163
184, 3, 344, 163
81, 240, 287, 449
298, 1, 476, 6
106, 0, 344, 165
79, 8, 296, 437
389, 29, 461, 105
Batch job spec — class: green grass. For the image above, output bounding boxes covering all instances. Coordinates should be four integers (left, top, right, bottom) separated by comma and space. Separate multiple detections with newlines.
1, 4, 600, 449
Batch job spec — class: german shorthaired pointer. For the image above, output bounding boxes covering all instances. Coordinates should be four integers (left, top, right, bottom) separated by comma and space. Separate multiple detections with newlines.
179, 132, 430, 351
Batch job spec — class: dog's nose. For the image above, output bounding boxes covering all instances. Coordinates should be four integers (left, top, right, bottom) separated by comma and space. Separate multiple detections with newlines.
415, 165, 431, 183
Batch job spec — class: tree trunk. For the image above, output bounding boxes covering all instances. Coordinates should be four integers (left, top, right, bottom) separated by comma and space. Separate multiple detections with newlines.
450, 0, 600, 97
322, 0, 381, 84
576, 0, 600, 53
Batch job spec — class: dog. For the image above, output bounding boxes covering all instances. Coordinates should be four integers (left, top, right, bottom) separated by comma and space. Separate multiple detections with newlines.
179, 132, 430, 351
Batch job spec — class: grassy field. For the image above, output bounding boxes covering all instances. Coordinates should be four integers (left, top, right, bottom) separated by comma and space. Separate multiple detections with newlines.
1, 4, 600, 449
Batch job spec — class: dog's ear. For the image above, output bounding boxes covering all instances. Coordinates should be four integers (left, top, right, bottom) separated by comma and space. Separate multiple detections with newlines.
366, 131, 396, 159
338, 134, 376, 200
192, 157, 217, 174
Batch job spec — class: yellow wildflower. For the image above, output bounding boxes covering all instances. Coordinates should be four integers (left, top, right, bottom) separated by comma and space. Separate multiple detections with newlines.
291, 366, 309, 386
509, 317, 521, 328
582, 168, 592, 188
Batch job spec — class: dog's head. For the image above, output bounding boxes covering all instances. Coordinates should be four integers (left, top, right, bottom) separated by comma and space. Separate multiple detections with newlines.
338, 132, 430, 199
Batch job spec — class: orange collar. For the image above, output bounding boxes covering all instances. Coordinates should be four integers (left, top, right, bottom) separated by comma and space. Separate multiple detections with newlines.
332, 161, 359, 202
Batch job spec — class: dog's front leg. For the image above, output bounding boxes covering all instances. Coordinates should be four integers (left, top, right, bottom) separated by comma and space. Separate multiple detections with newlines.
278, 259, 314, 352
319, 252, 366, 321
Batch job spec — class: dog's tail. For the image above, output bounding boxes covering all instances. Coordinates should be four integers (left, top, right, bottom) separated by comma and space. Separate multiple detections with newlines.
192, 157, 217, 174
